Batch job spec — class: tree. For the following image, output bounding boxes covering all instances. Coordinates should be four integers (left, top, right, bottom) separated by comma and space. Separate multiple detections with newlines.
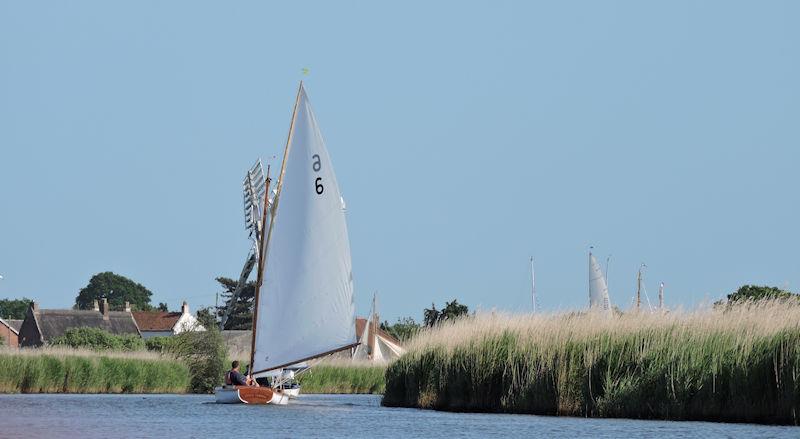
168, 327, 227, 393
423, 303, 440, 327
215, 277, 256, 330
380, 317, 420, 342
424, 300, 469, 327
75, 272, 154, 311
439, 300, 469, 323
723, 285, 797, 304
0, 297, 33, 319
157, 302, 169, 312
196, 306, 218, 329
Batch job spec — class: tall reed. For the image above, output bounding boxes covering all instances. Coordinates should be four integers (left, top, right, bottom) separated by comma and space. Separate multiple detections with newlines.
0, 347, 190, 393
383, 301, 800, 425
298, 360, 386, 394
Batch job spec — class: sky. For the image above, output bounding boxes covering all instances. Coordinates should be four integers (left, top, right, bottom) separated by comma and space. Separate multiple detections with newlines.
1, 1, 798, 323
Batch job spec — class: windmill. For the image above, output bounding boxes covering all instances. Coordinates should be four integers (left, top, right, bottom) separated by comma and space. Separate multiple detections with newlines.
219, 159, 271, 330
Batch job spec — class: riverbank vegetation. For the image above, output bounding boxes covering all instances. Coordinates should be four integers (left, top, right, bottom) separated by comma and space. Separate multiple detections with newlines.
0, 347, 189, 393
383, 300, 800, 425
298, 359, 386, 394
2, 327, 225, 394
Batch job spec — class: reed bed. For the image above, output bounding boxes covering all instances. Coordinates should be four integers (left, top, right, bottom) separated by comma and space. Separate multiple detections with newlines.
383, 301, 800, 425
0, 347, 190, 394
298, 361, 386, 394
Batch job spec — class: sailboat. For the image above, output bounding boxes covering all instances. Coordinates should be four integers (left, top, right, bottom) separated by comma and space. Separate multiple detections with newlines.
588, 250, 612, 315
215, 82, 357, 404
352, 293, 405, 362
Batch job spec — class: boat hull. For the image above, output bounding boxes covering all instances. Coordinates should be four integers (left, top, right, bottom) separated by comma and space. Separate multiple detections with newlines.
214, 386, 277, 405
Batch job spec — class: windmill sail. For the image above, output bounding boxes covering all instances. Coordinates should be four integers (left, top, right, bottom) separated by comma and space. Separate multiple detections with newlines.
251, 84, 356, 373
589, 253, 612, 313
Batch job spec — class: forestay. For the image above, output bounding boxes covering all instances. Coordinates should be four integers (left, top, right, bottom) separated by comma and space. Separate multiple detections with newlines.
589, 254, 612, 313
252, 84, 356, 373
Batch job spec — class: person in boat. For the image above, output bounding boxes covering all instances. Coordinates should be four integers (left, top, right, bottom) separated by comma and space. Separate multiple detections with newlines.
224, 360, 258, 387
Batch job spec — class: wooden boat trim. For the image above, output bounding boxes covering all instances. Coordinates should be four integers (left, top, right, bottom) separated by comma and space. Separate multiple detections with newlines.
236, 386, 274, 405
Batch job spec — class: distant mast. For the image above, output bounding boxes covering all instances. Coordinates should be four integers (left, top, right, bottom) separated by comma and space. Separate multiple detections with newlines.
636, 265, 643, 312
530, 257, 537, 313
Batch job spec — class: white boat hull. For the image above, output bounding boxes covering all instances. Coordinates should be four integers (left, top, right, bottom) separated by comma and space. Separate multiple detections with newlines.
283, 387, 300, 398
214, 387, 243, 404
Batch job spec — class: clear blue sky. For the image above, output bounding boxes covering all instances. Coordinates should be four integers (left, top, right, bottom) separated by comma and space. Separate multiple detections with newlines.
1, 1, 798, 322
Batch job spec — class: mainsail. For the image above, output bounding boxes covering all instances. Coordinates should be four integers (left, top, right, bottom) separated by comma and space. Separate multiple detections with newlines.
589, 253, 612, 313
251, 83, 356, 373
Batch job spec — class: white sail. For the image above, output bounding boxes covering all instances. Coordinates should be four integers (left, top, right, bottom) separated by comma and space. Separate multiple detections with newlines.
589, 253, 612, 313
352, 320, 370, 361
252, 84, 356, 373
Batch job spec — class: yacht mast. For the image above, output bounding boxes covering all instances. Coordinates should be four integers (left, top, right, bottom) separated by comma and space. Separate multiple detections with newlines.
530, 257, 536, 313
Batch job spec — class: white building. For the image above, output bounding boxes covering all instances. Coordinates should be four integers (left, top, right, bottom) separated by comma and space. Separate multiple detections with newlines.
132, 301, 205, 339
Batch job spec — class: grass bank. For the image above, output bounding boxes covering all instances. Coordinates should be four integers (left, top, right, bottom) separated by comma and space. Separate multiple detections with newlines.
297, 360, 386, 394
383, 302, 800, 425
0, 347, 190, 393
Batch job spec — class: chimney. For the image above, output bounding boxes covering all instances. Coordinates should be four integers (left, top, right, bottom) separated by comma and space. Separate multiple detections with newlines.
181, 301, 189, 315
92, 300, 99, 311
31, 302, 39, 313
100, 298, 109, 320
124, 301, 131, 312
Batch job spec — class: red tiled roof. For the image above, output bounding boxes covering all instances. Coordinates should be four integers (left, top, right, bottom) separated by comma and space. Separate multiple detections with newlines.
132, 311, 181, 331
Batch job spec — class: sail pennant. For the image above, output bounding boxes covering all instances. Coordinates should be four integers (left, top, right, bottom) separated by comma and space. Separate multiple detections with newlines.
252, 84, 356, 372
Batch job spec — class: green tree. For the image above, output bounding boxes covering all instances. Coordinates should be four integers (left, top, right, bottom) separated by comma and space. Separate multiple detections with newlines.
380, 317, 420, 342
157, 302, 169, 312
440, 299, 469, 322
196, 306, 218, 329
0, 297, 33, 319
424, 300, 469, 327
168, 327, 227, 393
215, 277, 255, 330
724, 285, 796, 304
75, 272, 154, 311
423, 303, 440, 327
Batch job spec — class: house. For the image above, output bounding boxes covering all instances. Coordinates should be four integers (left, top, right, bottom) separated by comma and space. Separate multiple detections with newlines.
0, 317, 20, 347
132, 301, 205, 339
18, 299, 141, 347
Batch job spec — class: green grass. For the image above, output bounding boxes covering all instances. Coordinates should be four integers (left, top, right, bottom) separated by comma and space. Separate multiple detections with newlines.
298, 364, 386, 394
383, 302, 800, 425
0, 348, 190, 393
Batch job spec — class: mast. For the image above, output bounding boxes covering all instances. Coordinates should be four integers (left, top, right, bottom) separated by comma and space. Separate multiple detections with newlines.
368, 293, 378, 360
658, 282, 664, 310
529, 257, 536, 313
636, 265, 642, 312
588, 247, 593, 308
248, 82, 304, 378
248, 165, 271, 377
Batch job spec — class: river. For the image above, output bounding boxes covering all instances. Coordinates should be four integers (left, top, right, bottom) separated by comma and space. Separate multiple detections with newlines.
0, 394, 796, 438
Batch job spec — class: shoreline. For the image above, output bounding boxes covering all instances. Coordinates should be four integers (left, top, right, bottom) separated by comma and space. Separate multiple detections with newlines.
383, 304, 800, 426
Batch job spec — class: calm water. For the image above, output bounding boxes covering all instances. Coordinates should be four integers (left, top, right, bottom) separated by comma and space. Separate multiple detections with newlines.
0, 394, 797, 438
